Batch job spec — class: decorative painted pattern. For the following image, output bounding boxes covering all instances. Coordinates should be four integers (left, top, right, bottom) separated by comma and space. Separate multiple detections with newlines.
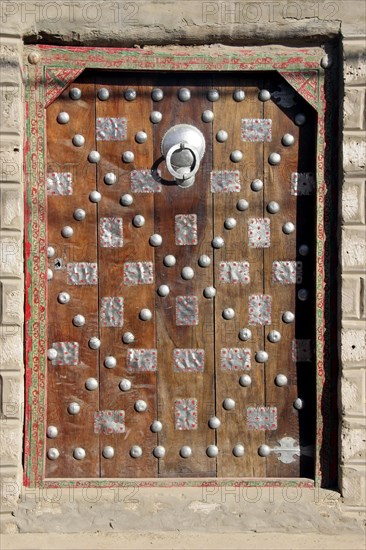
100, 217, 123, 248
248, 294, 272, 325
51, 341, 79, 366
101, 297, 124, 327
248, 218, 271, 248
173, 349, 205, 372
291, 172, 316, 196
67, 262, 98, 285
124, 261, 154, 285
241, 118, 272, 142
220, 348, 251, 371
127, 349, 157, 372
272, 261, 303, 284
94, 410, 126, 434
47, 172, 72, 195
247, 406, 278, 430
96, 117, 127, 141
219, 261, 250, 284
175, 398, 198, 430
210, 170, 241, 192
292, 339, 313, 362
176, 296, 199, 326
273, 437, 300, 464
175, 214, 198, 246
130, 169, 162, 193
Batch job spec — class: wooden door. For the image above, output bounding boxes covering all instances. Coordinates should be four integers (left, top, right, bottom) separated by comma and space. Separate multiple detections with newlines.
45, 72, 316, 479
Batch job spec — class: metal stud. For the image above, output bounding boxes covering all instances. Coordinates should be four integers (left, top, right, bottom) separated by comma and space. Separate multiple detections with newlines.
70, 88, 82, 100
61, 226, 74, 238
239, 374, 252, 387
223, 398, 235, 410
239, 328, 252, 341
122, 331, 135, 344
68, 402, 80, 415
320, 54, 331, 69
222, 308, 235, 320
72, 314, 85, 327
164, 255, 176, 267
47, 246, 55, 258
150, 111, 162, 124
157, 285, 170, 297
180, 446, 192, 458
207, 89, 219, 102
57, 112, 70, 124
198, 255, 211, 268
295, 113, 306, 126
134, 400, 147, 412
102, 446, 115, 459
206, 445, 219, 458
124, 88, 137, 101
149, 234, 162, 247
151, 420, 163, 433
233, 444, 245, 457
299, 244, 309, 256
58, 292, 70, 304
73, 447, 86, 460
72, 134, 85, 147
47, 426, 58, 439
88, 151, 101, 163
282, 222, 295, 234
178, 88, 191, 102
224, 217, 237, 230
139, 308, 152, 321
47, 348, 58, 361
47, 268, 53, 281
47, 448, 60, 460
97, 88, 110, 101
181, 266, 194, 280
208, 416, 221, 429
255, 350, 269, 363
120, 194, 133, 206
203, 286, 216, 299
89, 190, 102, 202
293, 398, 304, 410
73, 208, 86, 221
135, 131, 147, 144
88, 336, 101, 350
216, 130, 228, 143
237, 199, 249, 211
298, 289, 309, 301
212, 236, 224, 249
85, 377, 98, 391
104, 356, 117, 369
251, 179, 263, 192
133, 214, 145, 227
275, 374, 288, 387
233, 89, 245, 102
282, 311, 295, 323
268, 330, 281, 343
258, 444, 271, 457
202, 110, 214, 122
258, 89, 271, 102
153, 446, 166, 458
130, 445, 142, 458
230, 150, 243, 163
269, 152, 281, 165
267, 201, 280, 214
104, 172, 117, 185
152, 88, 164, 101
282, 133, 295, 146
122, 151, 135, 163
119, 378, 132, 392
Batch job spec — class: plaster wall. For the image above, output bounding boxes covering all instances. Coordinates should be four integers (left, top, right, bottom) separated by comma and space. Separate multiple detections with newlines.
0, 0, 365, 534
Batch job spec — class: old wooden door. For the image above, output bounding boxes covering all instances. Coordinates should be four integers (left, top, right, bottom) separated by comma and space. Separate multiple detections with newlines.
45, 72, 316, 479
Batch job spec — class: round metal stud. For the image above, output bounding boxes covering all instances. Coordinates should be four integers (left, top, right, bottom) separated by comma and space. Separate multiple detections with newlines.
122, 151, 135, 163
150, 111, 162, 124
72, 314, 85, 327
230, 150, 243, 163
61, 226, 74, 238
70, 87, 82, 100
149, 234, 163, 247
320, 54, 331, 69
97, 88, 110, 101
298, 289, 309, 301
282, 133, 295, 147
224, 217, 237, 230
135, 400, 147, 412
269, 152, 281, 165
275, 374, 288, 387
237, 199, 249, 211
258, 89, 271, 101
157, 285, 170, 297
295, 113, 306, 126
299, 244, 310, 256
58, 292, 70, 304
212, 236, 224, 249
151, 88, 164, 102
104, 356, 117, 369
181, 266, 194, 280
47, 268, 53, 281
268, 330, 281, 343
130, 445, 142, 458
28, 52, 40, 65
68, 402, 80, 415
233, 444, 245, 457
104, 172, 117, 185
267, 201, 280, 214
282, 222, 295, 234
72, 134, 85, 147
119, 378, 132, 392
198, 254, 211, 268
88, 337, 101, 350
202, 110, 214, 123
178, 88, 191, 102
255, 350, 269, 363
88, 151, 101, 164
206, 445, 219, 458
57, 112, 70, 124
120, 194, 133, 206
85, 378, 98, 391
203, 286, 216, 299
47, 348, 57, 361
222, 308, 235, 320
124, 88, 137, 101
293, 398, 304, 410
239, 328, 252, 341
180, 446, 192, 458
153, 446, 166, 458
139, 308, 152, 321
135, 131, 148, 144
223, 398, 235, 410
122, 332, 135, 344
282, 311, 295, 323
258, 444, 271, 457
150, 420, 163, 433
239, 374, 252, 387
73, 447, 86, 460
216, 130, 228, 143
208, 416, 221, 429
47, 246, 55, 258
207, 89, 219, 102
47, 448, 60, 460
102, 446, 115, 459
233, 89, 245, 102
164, 255, 176, 267
133, 214, 145, 227
47, 426, 58, 439
73, 208, 86, 221
89, 190, 102, 203
251, 179, 263, 192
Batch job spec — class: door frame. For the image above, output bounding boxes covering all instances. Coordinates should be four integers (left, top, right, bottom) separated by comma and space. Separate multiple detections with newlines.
23, 44, 338, 489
